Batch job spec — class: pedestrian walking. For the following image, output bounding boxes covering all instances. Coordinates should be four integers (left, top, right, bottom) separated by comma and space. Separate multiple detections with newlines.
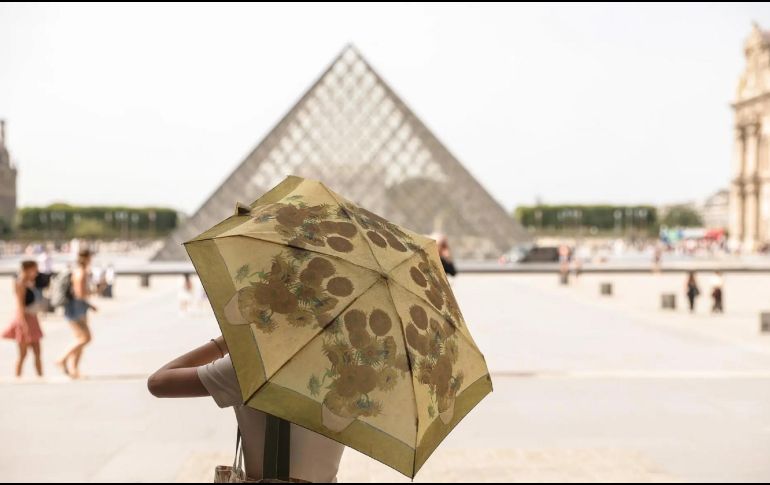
710, 271, 724, 313
103, 263, 115, 298
652, 243, 663, 273
432, 233, 457, 277
686, 271, 700, 313
57, 248, 97, 379
2, 260, 45, 377
559, 244, 571, 285
178, 274, 194, 314
92, 264, 106, 296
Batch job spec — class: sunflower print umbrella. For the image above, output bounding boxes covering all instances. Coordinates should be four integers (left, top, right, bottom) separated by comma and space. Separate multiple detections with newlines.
185, 175, 492, 478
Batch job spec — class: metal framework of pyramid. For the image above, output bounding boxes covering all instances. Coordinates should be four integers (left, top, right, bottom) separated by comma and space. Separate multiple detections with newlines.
154, 46, 527, 261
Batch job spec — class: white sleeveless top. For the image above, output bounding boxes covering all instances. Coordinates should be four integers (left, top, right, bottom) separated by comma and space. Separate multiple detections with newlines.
198, 356, 345, 482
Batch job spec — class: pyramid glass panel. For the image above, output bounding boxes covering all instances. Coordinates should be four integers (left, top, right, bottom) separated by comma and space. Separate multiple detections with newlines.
155, 46, 527, 261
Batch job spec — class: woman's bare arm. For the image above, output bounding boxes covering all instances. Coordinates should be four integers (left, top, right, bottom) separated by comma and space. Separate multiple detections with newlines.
15, 280, 29, 332
15, 280, 25, 311
147, 336, 229, 398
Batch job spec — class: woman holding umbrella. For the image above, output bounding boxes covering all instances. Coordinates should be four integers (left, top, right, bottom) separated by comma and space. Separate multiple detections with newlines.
148, 336, 345, 482
149, 176, 492, 481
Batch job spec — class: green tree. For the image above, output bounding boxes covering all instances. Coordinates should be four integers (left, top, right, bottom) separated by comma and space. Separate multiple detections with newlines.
513, 204, 658, 235
16, 204, 179, 239
662, 206, 703, 228
72, 219, 107, 238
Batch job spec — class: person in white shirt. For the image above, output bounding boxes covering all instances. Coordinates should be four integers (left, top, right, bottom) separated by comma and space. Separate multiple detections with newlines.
36, 249, 53, 275
91, 265, 105, 296
147, 336, 345, 482
35, 249, 54, 312
104, 264, 115, 298
178, 275, 194, 315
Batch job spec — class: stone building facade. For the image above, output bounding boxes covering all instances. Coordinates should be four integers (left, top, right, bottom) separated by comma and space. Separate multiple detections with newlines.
730, 24, 770, 251
0, 120, 17, 231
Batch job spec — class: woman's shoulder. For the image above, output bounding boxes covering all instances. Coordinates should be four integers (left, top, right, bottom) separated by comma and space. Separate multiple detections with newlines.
197, 355, 241, 408
72, 266, 88, 278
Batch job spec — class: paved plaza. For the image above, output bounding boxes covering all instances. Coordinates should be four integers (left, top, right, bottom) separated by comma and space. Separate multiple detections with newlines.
1, 271, 769, 482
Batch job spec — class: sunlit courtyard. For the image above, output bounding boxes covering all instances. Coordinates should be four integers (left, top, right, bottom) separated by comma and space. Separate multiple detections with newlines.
2, 270, 769, 482
4, 3, 770, 482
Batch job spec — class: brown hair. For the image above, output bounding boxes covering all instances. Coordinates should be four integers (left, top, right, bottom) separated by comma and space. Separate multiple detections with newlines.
20, 260, 38, 271
78, 248, 92, 265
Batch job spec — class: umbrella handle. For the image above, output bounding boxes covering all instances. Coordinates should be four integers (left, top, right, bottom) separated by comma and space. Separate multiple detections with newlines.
263, 414, 291, 481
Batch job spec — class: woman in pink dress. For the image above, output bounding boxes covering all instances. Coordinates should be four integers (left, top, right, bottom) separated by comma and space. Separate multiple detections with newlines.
3, 260, 44, 377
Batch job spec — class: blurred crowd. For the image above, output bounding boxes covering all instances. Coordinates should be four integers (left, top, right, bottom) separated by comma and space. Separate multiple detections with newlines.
510, 233, 768, 267
0, 238, 164, 259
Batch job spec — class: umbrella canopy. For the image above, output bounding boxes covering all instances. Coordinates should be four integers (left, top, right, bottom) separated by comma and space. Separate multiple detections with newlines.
185, 175, 492, 478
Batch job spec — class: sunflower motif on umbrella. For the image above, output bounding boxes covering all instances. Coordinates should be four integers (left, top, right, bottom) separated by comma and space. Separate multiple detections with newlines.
308, 307, 411, 432
225, 250, 353, 333
249, 196, 359, 252
185, 175, 492, 478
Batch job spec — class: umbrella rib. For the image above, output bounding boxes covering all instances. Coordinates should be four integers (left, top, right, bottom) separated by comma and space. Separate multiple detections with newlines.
342, 239, 484, 357
388, 276, 483, 356
385, 239, 436, 275
383, 279, 420, 476
384, 247, 483, 355
317, 181, 386, 275
317, 181, 438, 276
242, 277, 383, 404
378, 235, 436, 274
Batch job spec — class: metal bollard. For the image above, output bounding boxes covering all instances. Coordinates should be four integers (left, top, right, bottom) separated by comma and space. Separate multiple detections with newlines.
661, 293, 676, 310
600, 283, 613, 296
761, 313, 770, 333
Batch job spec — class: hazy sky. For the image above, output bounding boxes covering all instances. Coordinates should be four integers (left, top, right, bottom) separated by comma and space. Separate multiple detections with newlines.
1, 3, 768, 215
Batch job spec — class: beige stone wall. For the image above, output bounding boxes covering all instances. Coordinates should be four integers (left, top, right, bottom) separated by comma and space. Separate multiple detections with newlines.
0, 167, 16, 227
730, 24, 770, 251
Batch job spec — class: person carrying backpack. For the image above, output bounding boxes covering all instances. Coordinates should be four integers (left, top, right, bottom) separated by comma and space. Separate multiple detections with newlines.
56, 249, 97, 379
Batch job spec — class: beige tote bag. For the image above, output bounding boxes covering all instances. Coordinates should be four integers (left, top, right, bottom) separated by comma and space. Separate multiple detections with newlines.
214, 430, 258, 483
214, 429, 307, 484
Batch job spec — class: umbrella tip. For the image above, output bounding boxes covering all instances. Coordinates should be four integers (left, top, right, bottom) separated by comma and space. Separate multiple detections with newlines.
235, 202, 252, 216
